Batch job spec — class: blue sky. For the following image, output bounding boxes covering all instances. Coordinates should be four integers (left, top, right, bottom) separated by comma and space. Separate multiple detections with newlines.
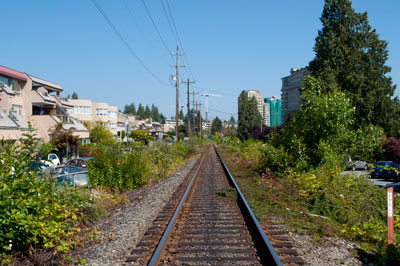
1, 0, 399, 121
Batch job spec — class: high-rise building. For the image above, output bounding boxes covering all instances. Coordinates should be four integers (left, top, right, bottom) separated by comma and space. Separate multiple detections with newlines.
238, 90, 264, 122
264, 97, 281, 127
281, 67, 309, 120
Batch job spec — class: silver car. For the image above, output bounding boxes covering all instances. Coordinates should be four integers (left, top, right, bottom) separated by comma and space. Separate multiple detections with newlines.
346, 156, 369, 171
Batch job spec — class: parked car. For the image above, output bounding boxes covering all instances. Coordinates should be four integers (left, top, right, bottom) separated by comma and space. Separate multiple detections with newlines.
30, 161, 56, 176
370, 161, 400, 180
346, 156, 369, 171
65, 157, 93, 170
54, 165, 88, 187
40, 153, 60, 168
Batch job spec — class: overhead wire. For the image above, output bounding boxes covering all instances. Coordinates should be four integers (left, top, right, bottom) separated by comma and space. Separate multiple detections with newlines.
91, 0, 170, 86
141, 0, 172, 53
122, 0, 173, 65
194, 86, 237, 97
164, 0, 196, 80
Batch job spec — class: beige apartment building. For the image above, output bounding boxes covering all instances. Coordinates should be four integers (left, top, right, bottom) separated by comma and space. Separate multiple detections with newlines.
68, 100, 118, 135
0, 65, 88, 142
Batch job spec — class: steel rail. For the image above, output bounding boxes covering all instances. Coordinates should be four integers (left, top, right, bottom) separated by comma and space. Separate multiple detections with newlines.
214, 145, 283, 266
148, 151, 207, 266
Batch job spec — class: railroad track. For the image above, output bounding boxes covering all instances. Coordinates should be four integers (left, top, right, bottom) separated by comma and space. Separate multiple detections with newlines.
126, 145, 303, 265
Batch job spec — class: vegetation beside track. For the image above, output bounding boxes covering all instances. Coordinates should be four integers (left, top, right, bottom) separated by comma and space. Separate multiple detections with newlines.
0, 128, 204, 265
218, 142, 400, 265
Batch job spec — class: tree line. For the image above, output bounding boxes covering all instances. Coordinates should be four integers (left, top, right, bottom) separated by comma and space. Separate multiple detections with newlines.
123, 102, 166, 123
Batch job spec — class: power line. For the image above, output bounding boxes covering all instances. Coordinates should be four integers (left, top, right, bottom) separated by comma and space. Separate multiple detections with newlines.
160, 0, 179, 42
141, 0, 172, 53
122, 0, 172, 65
165, 0, 196, 80
207, 107, 237, 115
91, 0, 169, 86
194, 86, 237, 97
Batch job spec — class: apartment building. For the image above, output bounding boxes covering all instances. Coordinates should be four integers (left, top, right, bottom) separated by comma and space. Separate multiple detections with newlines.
238, 90, 265, 124
68, 100, 118, 135
281, 67, 309, 120
264, 96, 281, 127
0, 65, 88, 142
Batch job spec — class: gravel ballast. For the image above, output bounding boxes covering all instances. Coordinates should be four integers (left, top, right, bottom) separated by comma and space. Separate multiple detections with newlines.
72, 154, 364, 265
73, 157, 198, 266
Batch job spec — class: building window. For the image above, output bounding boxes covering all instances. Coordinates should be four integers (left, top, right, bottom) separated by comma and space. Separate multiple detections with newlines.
73, 106, 91, 114
11, 104, 22, 115
109, 111, 117, 118
0, 76, 10, 87
96, 108, 108, 116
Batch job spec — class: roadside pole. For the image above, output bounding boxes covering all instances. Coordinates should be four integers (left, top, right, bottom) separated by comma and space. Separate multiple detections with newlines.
388, 187, 394, 246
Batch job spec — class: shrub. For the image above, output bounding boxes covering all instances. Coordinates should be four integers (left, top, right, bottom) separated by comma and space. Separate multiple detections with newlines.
382, 137, 400, 162
0, 129, 91, 260
88, 144, 149, 191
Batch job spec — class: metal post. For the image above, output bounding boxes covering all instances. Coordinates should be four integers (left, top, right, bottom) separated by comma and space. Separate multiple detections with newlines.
388, 187, 394, 246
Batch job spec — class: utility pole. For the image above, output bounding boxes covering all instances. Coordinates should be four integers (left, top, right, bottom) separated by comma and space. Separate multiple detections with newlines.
171, 43, 185, 142
182, 79, 195, 138
199, 103, 202, 138
191, 91, 199, 137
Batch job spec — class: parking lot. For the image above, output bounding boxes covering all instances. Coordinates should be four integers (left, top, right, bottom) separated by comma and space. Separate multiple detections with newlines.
341, 170, 399, 188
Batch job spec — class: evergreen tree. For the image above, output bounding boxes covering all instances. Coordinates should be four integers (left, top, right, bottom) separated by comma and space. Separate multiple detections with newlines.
160, 113, 166, 124
137, 104, 145, 118
237, 91, 262, 141
144, 105, 152, 119
211, 117, 222, 135
179, 109, 184, 120
151, 104, 161, 122
71, 92, 78, 99
131, 103, 137, 115
309, 0, 399, 136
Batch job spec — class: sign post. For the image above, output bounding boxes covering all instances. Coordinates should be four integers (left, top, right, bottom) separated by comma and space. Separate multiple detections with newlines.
388, 187, 394, 246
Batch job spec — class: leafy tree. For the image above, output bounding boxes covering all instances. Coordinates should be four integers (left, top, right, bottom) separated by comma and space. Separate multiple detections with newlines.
71, 92, 78, 99
49, 123, 80, 159
86, 121, 114, 144
137, 104, 145, 118
130, 130, 152, 145
237, 91, 262, 141
309, 0, 398, 136
381, 137, 400, 162
211, 117, 222, 135
278, 76, 383, 169
179, 109, 184, 120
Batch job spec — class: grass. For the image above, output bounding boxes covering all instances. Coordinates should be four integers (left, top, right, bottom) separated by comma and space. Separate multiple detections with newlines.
217, 144, 400, 265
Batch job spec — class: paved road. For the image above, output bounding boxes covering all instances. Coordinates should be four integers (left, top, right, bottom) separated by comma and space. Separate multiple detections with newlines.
341, 170, 398, 188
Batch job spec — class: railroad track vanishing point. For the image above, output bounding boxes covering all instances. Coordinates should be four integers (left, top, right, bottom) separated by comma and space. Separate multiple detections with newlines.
126, 145, 304, 265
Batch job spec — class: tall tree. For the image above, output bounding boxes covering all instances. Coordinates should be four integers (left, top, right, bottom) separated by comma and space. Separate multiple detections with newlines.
237, 91, 262, 141
211, 117, 222, 135
151, 105, 160, 122
179, 109, 184, 120
137, 104, 145, 118
144, 105, 152, 119
71, 92, 78, 99
309, 0, 398, 136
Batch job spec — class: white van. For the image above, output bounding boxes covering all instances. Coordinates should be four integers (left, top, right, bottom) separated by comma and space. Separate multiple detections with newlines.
42, 153, 60, 168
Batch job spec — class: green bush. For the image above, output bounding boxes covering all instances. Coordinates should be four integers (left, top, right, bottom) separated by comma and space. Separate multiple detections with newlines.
88, 144, 149, 191
0, 130, 91, 259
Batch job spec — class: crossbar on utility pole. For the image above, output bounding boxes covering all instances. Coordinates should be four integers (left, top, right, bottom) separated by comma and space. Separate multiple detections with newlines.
182, 79, 196, 138
171, 43, 185, 142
